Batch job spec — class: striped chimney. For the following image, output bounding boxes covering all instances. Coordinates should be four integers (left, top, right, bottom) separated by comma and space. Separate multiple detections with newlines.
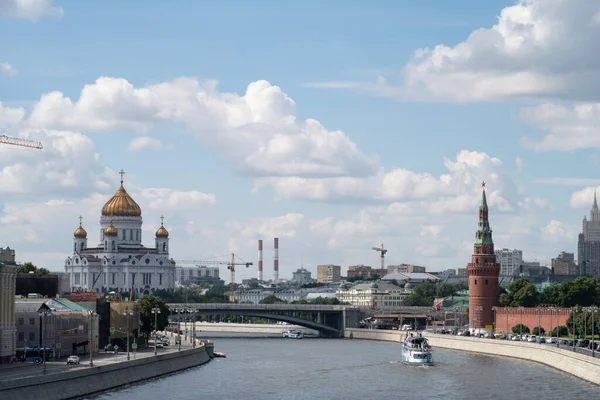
258, 239, 263, 281
274, 237, 279, 282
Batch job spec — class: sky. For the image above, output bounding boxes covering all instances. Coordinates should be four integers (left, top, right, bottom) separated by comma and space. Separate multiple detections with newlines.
1, 0, 599, 282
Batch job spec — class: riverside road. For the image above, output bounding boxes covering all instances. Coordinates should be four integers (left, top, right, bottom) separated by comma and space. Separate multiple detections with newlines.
0, 333, 197, 382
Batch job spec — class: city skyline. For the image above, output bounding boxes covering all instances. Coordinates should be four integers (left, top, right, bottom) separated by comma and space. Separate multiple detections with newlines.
1, 0, 600, 281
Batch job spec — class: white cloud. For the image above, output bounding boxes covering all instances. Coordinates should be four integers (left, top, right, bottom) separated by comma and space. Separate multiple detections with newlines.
27, 77, 378, 178
0, 102, 25, 127
0, 0, 63, 21
305, 0, 600, 103
0, 62, 17, 76
231, 213, 305, 239
570, 186, 598, 208
541, 220, 576, 243
533, 177, 600, 186
516, 157, 524, 173
255, 150, 541, 214
519, 102, 600, 151
127, 137, 162, 152
139, 188, 216, 210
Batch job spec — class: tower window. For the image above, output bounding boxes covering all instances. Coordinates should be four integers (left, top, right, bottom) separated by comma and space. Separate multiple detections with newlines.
474, 279, 477, 285
485, 279, 489, 285
112, 241, 116, 250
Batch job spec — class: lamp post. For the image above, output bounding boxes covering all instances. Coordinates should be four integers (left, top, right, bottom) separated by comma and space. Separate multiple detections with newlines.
178, 309, 183, 351
518, 306, 524, 338
39, 309, 52, 375
584, 307, 588, 342
492, 306, 498, 336
88, 310, 97, 367
504, 306, 510, 339
555, 308, 561, 347
549, 307, 554, 341
191, 309, 196, 348
123, 307, 133, 361
151, 307, 161, 356
591, 306, 597, 357
536, 306, 543, 340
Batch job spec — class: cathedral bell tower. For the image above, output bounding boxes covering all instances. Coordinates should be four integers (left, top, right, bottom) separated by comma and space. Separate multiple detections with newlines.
155, 216, 169, 254
73, 216, 88, 253
467, 182, 500, 332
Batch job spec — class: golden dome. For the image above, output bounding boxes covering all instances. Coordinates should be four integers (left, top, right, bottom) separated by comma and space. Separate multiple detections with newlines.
74, 216, 87, 238
156, 216, 169, 238
101, 171, 142, 217
104, 222, 118, 236
74, 225, 87, 239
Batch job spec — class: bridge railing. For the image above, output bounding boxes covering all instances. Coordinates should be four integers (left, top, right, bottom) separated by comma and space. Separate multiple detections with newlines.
167, 303, 360, 311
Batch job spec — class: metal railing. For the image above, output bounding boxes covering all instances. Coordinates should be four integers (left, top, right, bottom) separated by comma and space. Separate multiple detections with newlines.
167, 303, 359, 311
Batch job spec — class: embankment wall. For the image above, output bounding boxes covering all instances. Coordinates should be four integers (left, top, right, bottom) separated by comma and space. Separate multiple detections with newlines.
0, 345, 211, 400
192, 322, 319, 336
345, 328, 600, 385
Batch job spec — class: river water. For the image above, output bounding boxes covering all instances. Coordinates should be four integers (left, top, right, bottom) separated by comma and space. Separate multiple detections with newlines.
87, 334, 600, 400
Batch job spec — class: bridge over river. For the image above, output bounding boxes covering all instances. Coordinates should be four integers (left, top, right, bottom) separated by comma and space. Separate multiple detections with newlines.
167, 303, 364, 337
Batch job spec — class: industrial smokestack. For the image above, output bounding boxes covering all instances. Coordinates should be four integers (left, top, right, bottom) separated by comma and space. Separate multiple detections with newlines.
274, 237, 279, 282
258, 239, 263, 281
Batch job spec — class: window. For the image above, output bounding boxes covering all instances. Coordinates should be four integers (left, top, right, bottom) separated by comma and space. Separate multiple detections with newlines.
112, 241, 116, 250
122, 229, 126, 240
18, 318, 23, 325
28, 332, 35, 341
29, 318, 35, 325
80, 243, 84, 252
73, 243, 76, 252
83, 273, 87, 285
159, 274, 163, 285
130, 230, 133, 240
143, 273, 152, 285
105, 240, 108, 250
485, 279, 489, 285
112, 273, 116, 285
74, 272, 81, 284
474, 279, 477, 285
136, 230, 140, 241
18, 332, 24, 341
163, 243, 167, 252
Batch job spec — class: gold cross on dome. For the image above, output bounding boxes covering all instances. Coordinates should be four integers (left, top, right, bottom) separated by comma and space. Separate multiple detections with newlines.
79, 215, 83, 225
160, 215, 164, 225
119, 169, 125, 184
481, 181, 486, 188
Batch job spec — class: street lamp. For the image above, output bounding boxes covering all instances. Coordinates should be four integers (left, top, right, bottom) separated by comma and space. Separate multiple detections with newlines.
504, 306, 510, 339
123, 307, 133, 361
518, 306, 524, 338
88, 310, 97, 367
189, 308, 196, 348
151, 307, 161, 356
177, 308, 183, 351
492, 306, 498, 336
39, 309, 53, 375
591, 306, 598, 357
572, 307, 578, 352
536, 306, 543, 341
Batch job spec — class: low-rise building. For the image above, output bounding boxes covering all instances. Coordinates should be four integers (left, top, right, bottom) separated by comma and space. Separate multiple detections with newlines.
386, 264, 426, 274
381, 271, 440, 284
235, 286, 339, 304
551, 252, 577, 275
0, 248, 17, 364
336, 281, 410, 309
291, 267, 313, 284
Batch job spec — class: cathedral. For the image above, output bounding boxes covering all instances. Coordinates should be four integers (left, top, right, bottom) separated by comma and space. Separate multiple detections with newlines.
64, 171, 176, 295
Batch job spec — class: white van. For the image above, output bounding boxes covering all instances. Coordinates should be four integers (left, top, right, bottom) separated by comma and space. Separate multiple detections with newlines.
401, 324, 412, 331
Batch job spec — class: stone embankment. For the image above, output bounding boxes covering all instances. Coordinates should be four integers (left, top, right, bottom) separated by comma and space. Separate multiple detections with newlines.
345, 328, 600, 385
0, 335, 212, 400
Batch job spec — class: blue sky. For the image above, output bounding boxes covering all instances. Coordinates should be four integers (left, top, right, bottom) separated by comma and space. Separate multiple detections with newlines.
1, 0, 599, 281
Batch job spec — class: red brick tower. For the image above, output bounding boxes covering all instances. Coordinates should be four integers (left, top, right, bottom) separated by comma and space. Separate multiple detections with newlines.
467, 182, 500, 332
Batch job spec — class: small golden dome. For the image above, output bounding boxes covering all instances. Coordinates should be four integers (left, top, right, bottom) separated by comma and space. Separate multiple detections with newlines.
101, 170, 142, 217
74, 225, 87, 239
156, 216, 169, 238
104, 222, 118, 237
74, 216, 87, 238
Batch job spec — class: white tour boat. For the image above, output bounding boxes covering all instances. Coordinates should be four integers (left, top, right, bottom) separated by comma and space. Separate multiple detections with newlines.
401, 333, 433, 365
282, 329, 305, 339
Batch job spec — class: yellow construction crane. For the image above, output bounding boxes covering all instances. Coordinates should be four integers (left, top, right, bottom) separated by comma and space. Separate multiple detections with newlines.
0, 134, 43, 149
174, 253, 253, 303
372, 243, 387, 271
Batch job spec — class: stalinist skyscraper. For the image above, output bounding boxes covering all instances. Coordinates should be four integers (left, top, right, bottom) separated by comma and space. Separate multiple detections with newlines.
577, 192, 600, 277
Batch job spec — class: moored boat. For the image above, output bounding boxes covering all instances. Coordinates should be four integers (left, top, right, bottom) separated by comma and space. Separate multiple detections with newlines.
401, 333, 433, 365
282, 329, 305, 339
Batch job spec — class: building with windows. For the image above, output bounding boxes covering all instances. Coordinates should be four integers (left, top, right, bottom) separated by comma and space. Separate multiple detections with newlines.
316, 264, 341, 283
0, 247, 17, 363
291, 267, 313, 284
64, 171, 176, 295
336, 281, 410, 309
578, 192, 600, 277
494, 248, 523, 277
551, 252, 576, 275
386, 264, 426, 274
175, 266, 220, 285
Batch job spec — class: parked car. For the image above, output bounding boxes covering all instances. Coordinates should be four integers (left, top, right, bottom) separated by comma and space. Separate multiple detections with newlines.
67, 355, 80, 365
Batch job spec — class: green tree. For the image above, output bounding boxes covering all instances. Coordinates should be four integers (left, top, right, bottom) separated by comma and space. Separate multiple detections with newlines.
550, 325, 569, 337
532, 326, 545, 335
499, 278, 540, 307
138, 295, 170, 338
259, 295, 287, 304
15, 262, 50, 275
512, 324, 530, 334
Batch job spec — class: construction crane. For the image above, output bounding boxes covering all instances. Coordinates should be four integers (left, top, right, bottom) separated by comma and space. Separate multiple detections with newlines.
0, 134, 43, 149
174, 253, 253, 303
372, 244, 387, 271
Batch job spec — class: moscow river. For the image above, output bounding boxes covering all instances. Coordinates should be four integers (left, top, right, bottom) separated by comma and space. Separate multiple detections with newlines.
88, 334, 600, 400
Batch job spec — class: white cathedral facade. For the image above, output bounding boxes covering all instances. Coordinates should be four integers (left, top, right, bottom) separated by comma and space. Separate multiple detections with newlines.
65, 172, 176, 295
